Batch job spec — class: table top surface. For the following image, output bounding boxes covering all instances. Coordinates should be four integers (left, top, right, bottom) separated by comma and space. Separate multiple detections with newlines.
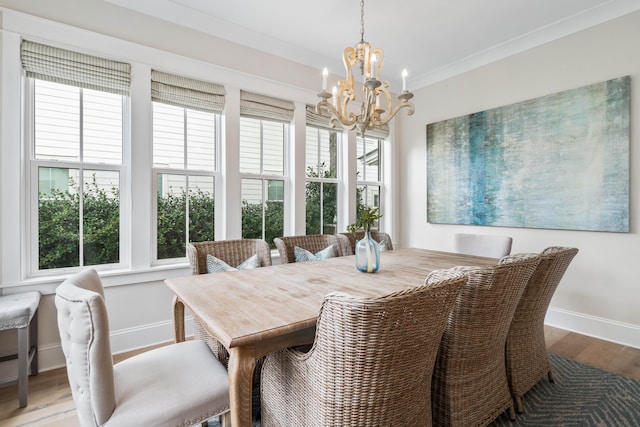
165, 248, 497, 349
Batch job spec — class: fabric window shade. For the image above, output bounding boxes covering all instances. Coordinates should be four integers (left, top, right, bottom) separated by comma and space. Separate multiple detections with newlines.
151, 70, 225, 114
305, 105, 343, 130
363, 123, 390, 139
240, 90, 294, 123
21, 40, 130, 95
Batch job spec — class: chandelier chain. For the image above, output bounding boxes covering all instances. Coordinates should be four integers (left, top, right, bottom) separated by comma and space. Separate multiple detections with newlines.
360, 0, 365, 42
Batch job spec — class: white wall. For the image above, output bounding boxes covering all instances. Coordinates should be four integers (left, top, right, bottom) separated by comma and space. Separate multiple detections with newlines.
400, 11, 640, 348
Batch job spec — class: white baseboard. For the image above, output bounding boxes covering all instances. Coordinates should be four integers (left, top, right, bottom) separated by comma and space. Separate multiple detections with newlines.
545, 307, 640, 350
35, 308, 640, 375
37, 317, 195, 373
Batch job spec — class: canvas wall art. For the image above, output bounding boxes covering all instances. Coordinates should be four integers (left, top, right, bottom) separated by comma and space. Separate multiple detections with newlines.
426, 76, 630, 232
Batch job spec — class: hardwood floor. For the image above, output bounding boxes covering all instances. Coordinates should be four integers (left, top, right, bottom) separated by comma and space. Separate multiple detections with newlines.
1, 326, 639, 426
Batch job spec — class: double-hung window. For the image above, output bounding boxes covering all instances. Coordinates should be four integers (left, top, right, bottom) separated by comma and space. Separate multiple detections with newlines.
356, 132, 386, 230
239, 91, 293, 247
305, 105, 340, 235
22, 41, 130, 273
151, 71, 225, 261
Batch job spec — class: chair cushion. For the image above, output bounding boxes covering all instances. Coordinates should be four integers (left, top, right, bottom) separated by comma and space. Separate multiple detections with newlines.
108, 340, 229, 427
206, 253, 260, 273
294, 245, 336, 262
0, 291, 41, 330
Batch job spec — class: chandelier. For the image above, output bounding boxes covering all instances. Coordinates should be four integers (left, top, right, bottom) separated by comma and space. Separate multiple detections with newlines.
316, 0, 414, 136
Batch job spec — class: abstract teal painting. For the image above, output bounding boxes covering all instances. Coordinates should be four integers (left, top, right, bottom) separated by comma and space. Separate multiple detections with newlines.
426, 76, 629, 232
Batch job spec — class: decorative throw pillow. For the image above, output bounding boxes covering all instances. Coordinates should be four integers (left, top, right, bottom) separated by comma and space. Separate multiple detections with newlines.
294, 245, 336, 262
206, 255, 236, 273
206, 253, 260, 273
237, 253, 260, 269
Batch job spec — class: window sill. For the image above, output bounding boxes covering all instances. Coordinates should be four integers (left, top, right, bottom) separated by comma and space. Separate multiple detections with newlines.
1, 262, 192, 295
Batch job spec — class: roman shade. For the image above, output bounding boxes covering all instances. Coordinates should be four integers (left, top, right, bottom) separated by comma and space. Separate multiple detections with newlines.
151, 70, 225, 114
21, 40, 131, 95
240, 90, 294, 123
305, 104, 343, 130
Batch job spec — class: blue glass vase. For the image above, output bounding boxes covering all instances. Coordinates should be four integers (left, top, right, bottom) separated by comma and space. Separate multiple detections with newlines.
355, 229, 380, 273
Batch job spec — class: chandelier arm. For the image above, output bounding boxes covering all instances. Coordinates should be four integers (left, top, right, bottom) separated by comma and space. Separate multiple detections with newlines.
375, 100, 416, 127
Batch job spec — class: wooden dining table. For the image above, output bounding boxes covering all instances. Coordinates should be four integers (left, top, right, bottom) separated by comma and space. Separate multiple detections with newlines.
165, 247, 498, 427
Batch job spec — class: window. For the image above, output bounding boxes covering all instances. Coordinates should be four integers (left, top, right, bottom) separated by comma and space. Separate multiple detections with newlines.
151, 71, 224, 261
153, 103, 219, 260
30, 79, 125, 271
22, 38, 131, 274
240, 117, 286, 247
239, 91, 293, 247
305, 126, 339, 235
356, 135, 383, 229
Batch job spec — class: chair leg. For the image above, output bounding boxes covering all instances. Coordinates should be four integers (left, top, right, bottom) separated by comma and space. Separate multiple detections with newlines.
514, 395, 524, 413
220, 412, 231, 427
30, 310, 39, 376
172, 296, 185, 343
508, 404, 516, 421
548, 369, 555, 383
17, 326, 28, 408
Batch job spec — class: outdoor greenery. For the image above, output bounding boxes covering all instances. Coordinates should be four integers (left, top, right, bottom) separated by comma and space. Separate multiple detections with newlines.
306, 163, 337, 235
39, 176, 119, 269
156, 187, 215, 259
38, 172, 374, 269
241, 200, 284, 248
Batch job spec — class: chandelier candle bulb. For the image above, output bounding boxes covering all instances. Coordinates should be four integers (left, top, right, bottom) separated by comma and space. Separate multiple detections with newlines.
370, 54, 377, 79
402, 69, 408, 92
322, 67, 328, 90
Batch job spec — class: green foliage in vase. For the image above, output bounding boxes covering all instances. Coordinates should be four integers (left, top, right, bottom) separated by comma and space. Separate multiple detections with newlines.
347, 206, 382, 234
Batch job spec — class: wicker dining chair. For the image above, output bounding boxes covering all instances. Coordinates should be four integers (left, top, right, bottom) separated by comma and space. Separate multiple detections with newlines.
339, 230, 394, 255
505, 246, 578, 413
431, 253, 540, 426
260, 269, 467, 427
274, 234, 347, 263
174, 239, 272, 369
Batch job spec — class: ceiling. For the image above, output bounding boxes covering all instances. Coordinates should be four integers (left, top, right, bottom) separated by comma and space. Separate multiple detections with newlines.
106, 0, 640, 90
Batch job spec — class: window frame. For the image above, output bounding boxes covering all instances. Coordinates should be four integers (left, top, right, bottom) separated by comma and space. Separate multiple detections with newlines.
304, 125, 341, 235
356, 135, 384, 229
151, 101, 222, 265
238, 116, 289, 244
25, 77, 130, 276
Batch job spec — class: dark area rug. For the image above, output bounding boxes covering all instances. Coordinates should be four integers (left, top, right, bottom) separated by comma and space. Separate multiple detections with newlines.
208, 353, 640, 426
492, 353, 640, 426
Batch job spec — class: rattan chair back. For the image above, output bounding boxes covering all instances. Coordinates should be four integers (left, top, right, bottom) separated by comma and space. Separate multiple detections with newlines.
261, 269, 467, 426
432, 253, 540, 426
186, 238, 272, 274
505, 246, 578, 412
274, 234, 346, 263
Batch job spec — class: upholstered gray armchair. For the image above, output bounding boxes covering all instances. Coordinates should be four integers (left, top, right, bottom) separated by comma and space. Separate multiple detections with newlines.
55, 269, 230, 427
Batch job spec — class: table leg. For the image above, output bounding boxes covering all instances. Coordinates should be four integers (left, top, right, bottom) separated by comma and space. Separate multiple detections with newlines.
227, 346, 256, 427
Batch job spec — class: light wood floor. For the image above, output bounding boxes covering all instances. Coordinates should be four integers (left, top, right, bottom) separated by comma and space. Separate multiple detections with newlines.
1, 326, 639, 427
